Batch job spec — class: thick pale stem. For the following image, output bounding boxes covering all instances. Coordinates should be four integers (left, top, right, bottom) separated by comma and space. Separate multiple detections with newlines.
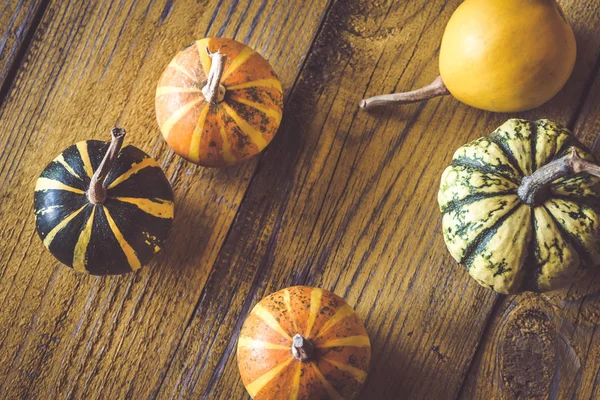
359, 76, 451, 110
518, 149, 600, 206
88, 128, 126, 205
291, 334, 314, 362
202, 48, 227, 104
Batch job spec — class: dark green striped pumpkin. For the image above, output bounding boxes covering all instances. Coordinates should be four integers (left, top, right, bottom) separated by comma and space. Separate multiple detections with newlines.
34, 128, 174, 275
439, 119, 600, 294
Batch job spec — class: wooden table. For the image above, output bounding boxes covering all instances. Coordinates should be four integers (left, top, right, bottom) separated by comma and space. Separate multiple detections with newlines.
1, 1, 599, 398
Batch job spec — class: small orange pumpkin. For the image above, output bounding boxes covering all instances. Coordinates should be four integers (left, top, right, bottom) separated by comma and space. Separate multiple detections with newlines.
155, 38, 283, 167
237, 286, 371, 400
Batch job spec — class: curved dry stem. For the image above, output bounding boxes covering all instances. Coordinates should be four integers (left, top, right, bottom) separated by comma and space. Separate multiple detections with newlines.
359, 76, 451, 110
202, 48, 227, 104
518, 148, 600, 206
88, 127, 126, 205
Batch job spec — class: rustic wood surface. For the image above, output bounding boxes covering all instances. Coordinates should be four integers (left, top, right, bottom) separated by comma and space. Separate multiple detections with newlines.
0, 0, 46, 92
0, 0, 599, 399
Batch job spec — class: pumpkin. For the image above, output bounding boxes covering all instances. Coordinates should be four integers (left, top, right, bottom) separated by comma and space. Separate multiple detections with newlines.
360, 0, 576, 113
155, 37, 284, 167
34, 128, 174, 275
438, 119, 600, 294
237, 286, 371, 399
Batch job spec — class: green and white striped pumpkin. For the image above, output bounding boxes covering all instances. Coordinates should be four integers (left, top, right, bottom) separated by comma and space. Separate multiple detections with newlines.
438, 119, 600, 294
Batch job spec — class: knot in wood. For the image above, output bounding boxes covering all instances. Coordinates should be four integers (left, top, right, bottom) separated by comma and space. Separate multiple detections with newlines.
501, 308, 557, 398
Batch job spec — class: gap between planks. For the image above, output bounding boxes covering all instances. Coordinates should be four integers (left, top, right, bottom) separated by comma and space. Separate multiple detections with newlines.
0, 0, 50, 106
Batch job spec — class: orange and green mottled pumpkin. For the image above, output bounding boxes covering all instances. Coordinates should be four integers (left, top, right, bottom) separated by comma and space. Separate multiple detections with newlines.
155, 37, 283, 167
237, 286, 371, 400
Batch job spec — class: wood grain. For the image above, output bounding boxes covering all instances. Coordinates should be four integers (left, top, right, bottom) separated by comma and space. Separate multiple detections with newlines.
157, 0, 600, 398
0, 0, 47, 97
0, 0, 331, 398
0, 0, 599, 399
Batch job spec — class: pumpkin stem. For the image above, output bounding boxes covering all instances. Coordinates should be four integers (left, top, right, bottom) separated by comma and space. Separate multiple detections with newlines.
202, 48, 227, 104
291, 334, 314, 362
88, 127, 126, 205
518, 148, 600, 206
359, 76, 451, 110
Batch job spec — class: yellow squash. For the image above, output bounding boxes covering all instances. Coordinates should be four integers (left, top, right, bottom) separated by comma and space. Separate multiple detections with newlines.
440, 0, 576, 112
360, 0, 576, 112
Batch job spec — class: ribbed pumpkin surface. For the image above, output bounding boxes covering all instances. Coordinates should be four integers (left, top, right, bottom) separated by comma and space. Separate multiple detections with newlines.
439, 119, 600, 294
155, 37, 283, 167
34, 140, 174, 275
237, 286, 371, 400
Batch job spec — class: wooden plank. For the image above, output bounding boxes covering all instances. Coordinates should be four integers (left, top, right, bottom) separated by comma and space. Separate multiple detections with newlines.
460, 50, 600, 400
160, 0, 600, 398
0, 0, 331, 398
0, 0, 46, 100
458, 294, 561, 399
458, 278, 600, 399
0, 0, 47, 95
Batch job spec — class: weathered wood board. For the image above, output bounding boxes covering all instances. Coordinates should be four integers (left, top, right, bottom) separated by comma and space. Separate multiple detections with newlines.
158, 0, 600, 398
0, 0, 599, 399
0, 0, 46, 95
0, 0, 331, 398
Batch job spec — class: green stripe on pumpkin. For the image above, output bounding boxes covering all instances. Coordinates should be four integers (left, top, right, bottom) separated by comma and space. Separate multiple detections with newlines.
461, 203, 523, 267
487, 119, 534, 176
441, 190, 517, 214
442, 195, 521, 263
465, 205, 532, 294
439, 164, 518, 211
450, 158, 521, 185
529, 120, 538, 173
543, 201, 599, 267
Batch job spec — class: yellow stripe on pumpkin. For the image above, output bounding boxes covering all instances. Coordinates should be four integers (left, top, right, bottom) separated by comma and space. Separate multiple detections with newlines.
311, 363, 344, 400
245, 358, 293, 398
196, 38, 212, 76
156, 86, 202, 97
76, 142, 94, 178
160, 97, 204, 141
106, 157, 159, 189
55, 153, 83, 180
42, 204, 88, 248
305, 288, 322, 337
318, 336, 370, 348
188, 103, 210, 162
315, 303, 355, 338
219, 121, 235, 165
104, 207, 142, 271
253, 304, 291, 339
222, 103, 268, 150
289, 363, 302, 400
168, 59, 197, 82
227, 78, 283, 92
72, 207, 96, 273
231, 97, 282, 124
283, 289, 297, 333
35, 178, 85, 194
237, 336, 289, 350
221, 46, 255, 81
322, 357, 368, 383
113, 197, 174, 219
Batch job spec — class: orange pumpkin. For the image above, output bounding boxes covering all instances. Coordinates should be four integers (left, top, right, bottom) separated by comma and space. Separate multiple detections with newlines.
155, 38, 283, 167
237, 286, 371, 400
